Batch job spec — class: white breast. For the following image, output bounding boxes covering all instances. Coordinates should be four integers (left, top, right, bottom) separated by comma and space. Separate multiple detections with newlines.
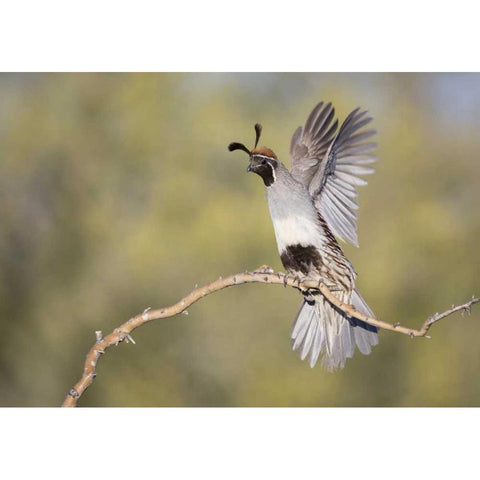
265, 169, 325, 254
270, 215, 322, 254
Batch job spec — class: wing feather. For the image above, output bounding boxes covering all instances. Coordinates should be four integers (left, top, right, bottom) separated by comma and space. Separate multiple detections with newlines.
289, 102, 339, 185
289, 102, 377, 247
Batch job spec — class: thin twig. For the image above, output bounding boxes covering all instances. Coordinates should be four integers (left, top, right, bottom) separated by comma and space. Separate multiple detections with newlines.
318, 284, 478, 338
61, 268, 479, 407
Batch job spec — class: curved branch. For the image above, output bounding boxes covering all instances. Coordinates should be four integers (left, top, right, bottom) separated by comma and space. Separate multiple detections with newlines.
62, 267, 479, 407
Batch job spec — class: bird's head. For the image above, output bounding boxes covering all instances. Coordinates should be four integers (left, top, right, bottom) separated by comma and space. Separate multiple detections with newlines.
228, 124, 278, 187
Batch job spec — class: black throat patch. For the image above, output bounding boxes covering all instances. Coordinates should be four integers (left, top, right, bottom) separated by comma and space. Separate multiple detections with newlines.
252, 157, 277, 187
280, 244, 323, 276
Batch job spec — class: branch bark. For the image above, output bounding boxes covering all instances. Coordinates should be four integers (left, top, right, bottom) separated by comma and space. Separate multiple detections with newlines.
62, 267, 479, 407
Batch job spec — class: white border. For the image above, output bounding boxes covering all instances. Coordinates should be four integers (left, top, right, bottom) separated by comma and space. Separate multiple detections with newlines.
1, 408, 478, 478
1, 1, 479, 71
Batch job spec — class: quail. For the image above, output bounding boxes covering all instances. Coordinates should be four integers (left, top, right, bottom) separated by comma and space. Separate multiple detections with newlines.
228, 102, 378, 370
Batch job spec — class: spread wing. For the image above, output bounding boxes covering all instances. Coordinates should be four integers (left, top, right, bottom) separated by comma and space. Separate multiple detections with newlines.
290, 103, 377, 247
289, 102, 339, 185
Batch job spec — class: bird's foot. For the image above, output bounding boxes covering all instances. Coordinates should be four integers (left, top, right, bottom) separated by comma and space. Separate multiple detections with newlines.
281, 274, 308, 292
299, 276, 309, 293
282, 273, 298, 288
291, 275, 311, 294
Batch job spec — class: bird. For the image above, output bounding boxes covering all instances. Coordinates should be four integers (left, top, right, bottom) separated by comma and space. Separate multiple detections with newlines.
228, 101, 379, 371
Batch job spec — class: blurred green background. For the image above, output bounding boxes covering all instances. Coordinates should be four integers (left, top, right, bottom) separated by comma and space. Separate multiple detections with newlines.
0, 73, 479, 407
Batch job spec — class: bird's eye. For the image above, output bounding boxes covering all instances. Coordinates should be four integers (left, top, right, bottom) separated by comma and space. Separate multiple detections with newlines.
261, 159, 267, 165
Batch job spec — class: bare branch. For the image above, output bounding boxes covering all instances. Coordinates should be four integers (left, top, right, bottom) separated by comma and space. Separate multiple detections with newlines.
317, 283, 479, 338
61, 268, 479, 407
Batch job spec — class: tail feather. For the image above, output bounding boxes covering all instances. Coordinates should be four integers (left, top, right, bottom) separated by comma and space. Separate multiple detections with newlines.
290, 289, 378, 371
310, 316, 323, 366
301, 316, 317, 360
292, 307, 312, 350
339, 320, 355, 359
350, 288, 379, 355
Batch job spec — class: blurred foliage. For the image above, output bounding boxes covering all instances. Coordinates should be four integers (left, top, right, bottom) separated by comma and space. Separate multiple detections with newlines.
0, 73, 479, 407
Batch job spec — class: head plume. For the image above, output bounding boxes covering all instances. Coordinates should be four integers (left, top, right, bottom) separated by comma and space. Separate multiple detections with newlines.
228, 123, 263, 156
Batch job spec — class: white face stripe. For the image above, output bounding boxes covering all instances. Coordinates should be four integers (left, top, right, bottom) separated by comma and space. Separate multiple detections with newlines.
253, 154, 276, 160
269, 163, 276, 185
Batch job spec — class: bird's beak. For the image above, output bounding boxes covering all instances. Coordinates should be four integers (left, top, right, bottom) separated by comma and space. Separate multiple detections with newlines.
246, 163, 253, 173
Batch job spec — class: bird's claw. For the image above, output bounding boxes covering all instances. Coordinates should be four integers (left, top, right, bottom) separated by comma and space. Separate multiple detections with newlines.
296, 276, 310, 294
